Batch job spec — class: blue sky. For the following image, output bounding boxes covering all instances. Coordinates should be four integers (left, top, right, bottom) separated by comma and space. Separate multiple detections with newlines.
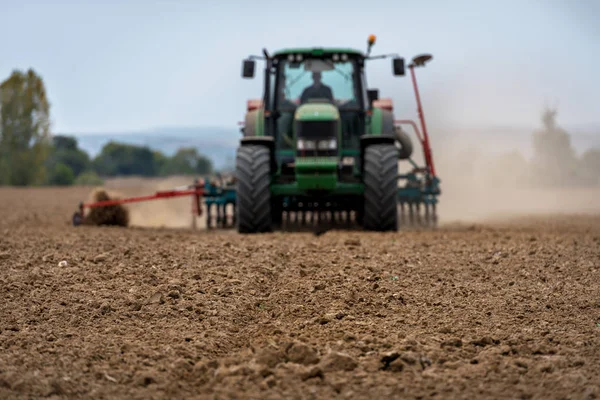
1, 0, 598, 134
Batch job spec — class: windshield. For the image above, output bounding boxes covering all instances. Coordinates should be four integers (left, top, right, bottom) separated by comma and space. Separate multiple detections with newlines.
275, 58, 360, 110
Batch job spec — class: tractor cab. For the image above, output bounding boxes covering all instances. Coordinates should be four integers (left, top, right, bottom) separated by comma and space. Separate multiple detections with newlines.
271, 49, 368, 154
241, 44, 406, 187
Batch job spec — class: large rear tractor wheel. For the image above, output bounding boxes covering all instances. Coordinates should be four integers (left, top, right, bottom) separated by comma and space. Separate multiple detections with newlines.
363, 144, 399, 231
235, 145, 272, 234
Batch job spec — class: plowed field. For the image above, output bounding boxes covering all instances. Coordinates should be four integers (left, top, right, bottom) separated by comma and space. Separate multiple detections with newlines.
1, 183, 599, 399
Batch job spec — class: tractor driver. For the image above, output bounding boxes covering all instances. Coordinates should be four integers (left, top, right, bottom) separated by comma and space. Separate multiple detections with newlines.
300, 71, 334, 104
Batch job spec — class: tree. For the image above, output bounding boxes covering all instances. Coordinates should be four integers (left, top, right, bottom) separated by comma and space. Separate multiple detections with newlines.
159, 147, 213, 176
46, 135, 91, 178
52, 135, 77, 150
92, 141, 158, 177
74, 170, 104, 185
152, 150, 168, 175
91, 142, 213, 178
196, 154, 213, 175
48, 162, 75, 186
0, 69, 52, 186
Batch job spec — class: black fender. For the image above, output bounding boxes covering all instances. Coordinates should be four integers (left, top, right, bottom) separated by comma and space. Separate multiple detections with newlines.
381, 109, 413, 160
381, 109, 395, 135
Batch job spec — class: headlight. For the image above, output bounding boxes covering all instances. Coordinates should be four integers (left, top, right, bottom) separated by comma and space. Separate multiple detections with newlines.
297, 139, 316, 150
317, 138, 337, 150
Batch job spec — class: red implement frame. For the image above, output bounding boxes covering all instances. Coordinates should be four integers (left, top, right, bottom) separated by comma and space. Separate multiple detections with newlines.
78, 185, 204, 219
397, 64, 437, 177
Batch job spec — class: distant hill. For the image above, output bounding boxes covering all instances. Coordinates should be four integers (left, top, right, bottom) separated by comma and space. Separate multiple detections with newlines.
66, 123, 599, 170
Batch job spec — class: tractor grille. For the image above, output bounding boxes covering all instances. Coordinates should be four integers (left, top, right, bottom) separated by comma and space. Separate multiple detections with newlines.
296, 120, 337, 139
296, 120, 338, 157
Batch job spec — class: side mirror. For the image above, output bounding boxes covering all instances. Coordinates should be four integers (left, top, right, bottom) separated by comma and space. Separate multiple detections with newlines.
367, 89, 379, 107
242, 59, 255, 78
392, 57, 405, 76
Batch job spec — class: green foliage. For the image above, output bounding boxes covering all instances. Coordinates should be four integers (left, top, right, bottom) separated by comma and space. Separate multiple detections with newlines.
152, 150, 168, 175
46, 135, 91, 178
196, 154, 213, 175
53, 135, 78, 150
74, 170, 104, 185
159, 147, 213, 176
92, 141, 159, 177
159, 149, 196, 176
48, 162, 75, 186
0, 69, 52, 186
88, 142, 213, 180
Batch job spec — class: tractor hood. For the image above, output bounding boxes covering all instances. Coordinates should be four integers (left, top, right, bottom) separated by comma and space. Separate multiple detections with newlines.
292, 102, 341, 191
294, 103, 339, 122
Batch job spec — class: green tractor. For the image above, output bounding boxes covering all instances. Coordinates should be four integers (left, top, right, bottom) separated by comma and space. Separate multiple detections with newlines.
235, 35, 440, 233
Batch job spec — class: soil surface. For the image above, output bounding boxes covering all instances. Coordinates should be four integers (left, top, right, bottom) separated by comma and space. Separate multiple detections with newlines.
1, 185, 599, 399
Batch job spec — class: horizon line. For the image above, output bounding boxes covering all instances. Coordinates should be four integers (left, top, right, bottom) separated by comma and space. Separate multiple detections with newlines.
56, 122, 600, 137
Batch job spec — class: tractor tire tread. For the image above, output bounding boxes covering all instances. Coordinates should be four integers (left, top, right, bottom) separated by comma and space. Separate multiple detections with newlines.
363, 144, 399, 231
235, 145, 272, 233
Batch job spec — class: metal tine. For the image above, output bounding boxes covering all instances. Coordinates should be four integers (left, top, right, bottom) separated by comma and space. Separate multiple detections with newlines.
400, 202, 406, 227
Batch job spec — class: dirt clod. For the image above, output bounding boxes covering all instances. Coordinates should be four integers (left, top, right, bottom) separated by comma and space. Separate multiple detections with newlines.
146, 291, 164, 305
255, 347, 285, 368
344, 238, 361, 246
471, 336, 499, 347
287, 342, 320, 365
93, 253, 109, 263
300, 365, 324, 381
381, 351, 400, 366
442, 338, 463, 348
320, 351, 357, 372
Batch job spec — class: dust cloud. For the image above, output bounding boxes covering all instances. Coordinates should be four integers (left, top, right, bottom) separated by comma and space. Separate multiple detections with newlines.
99, 176, 207, 230
433, 148, 600, 224
427, 110, 600, 224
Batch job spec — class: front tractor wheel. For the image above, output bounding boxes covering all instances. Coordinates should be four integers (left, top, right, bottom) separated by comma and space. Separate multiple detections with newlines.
363, 144, 399, 231
235, 145, 272, 234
